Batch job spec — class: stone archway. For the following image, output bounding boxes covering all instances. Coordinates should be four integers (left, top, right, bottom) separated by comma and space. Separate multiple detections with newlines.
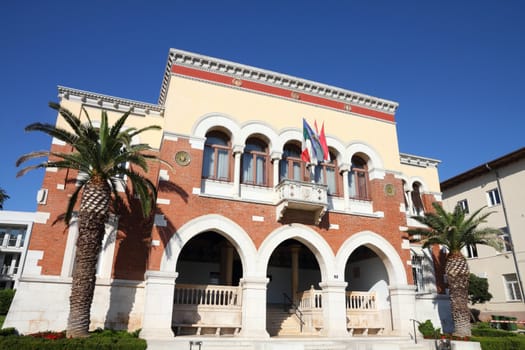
336, 231, 414, 336
141, 214, 257, 339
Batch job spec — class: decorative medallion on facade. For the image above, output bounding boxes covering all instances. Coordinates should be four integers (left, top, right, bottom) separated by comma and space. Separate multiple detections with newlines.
175, 151, 191, 166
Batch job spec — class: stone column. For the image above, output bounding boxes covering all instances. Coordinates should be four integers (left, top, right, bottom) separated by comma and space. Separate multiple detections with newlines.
221, 243, 234, 286
291, 245, 300, 302
271, 151, 282, 187
319, 280, 348, 337
140, 270, 178, 339
239, 276, 270, 338
232, 145, 244, 198
8, 256, 17, 275
389, 284, 417, 337
340, 164, 350, 211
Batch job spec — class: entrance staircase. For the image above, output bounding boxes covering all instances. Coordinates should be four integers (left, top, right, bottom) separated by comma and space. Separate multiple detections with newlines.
267, 304, 304, 336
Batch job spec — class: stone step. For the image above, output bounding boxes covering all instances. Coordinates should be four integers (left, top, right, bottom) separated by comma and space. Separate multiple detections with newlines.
146, 338, 431, 350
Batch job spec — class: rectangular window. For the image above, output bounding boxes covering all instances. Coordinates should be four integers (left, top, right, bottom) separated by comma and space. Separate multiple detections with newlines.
457, 199, 469, 214
466, 244, 478, 258
504, 273, 522, 301
411, 254, 425, 292
487, 188, 501, 206
500, 227, 512, 252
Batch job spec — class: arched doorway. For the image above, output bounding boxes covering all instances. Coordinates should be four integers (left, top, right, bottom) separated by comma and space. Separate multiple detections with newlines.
345, 245, 390, 335
266, 239, 322, 336
172, 231, 244, 336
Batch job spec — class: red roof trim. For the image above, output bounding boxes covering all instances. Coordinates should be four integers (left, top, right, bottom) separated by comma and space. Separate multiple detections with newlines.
171, 65, 395, 123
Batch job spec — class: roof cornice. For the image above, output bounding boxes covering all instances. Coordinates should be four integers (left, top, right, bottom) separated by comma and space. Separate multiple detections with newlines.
58, 86, 164, 117
159, 49, 399, 117
441, 147, 525, 190
400, 153, 441, 168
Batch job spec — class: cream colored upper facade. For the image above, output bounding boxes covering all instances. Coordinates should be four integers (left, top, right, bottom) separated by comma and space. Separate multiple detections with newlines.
441, 148, 525, 318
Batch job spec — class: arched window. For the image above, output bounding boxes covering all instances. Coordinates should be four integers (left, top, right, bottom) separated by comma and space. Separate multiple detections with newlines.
242, 137, 269, 186
279, 143, 305, 182
202, 131, 231, 181
348, 155, 369, 200
314, 151, 339, 195
411, 182, 425, 215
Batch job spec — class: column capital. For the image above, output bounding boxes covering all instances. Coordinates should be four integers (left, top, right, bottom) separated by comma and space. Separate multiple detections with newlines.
144, 270, 178, 285
233, 144, 245, 154
339, 163, 351, 172
319, 280, 348, 290
240, 276, 269, 289
270, 151, 282, 160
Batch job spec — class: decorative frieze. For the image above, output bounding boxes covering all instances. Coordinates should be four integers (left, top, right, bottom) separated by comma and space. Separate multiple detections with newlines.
58, 86, 164, 117
160, 49, 399, 117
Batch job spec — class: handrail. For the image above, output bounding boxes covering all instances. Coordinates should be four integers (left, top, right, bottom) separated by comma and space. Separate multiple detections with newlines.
283, 292, 305, 332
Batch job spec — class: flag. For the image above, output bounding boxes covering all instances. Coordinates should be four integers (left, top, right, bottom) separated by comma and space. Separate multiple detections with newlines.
301, 118, 324, 164
319, 121, 330, 162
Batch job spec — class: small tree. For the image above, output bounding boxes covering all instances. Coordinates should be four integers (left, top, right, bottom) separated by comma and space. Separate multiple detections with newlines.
0, 187, 9, 209
408, 202, 503, 337
469, 273, 492, 305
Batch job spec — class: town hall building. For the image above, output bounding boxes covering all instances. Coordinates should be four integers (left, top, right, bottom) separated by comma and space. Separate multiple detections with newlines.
5, 49, 451, 342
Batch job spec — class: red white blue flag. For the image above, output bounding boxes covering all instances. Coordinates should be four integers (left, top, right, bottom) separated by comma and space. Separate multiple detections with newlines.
301, 118, 326, 164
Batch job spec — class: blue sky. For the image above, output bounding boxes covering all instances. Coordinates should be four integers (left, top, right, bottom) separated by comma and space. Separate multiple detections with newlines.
1, 0, 523, 212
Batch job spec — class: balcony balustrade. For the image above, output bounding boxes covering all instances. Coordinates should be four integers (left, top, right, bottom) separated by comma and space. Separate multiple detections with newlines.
275, 179, 328, 224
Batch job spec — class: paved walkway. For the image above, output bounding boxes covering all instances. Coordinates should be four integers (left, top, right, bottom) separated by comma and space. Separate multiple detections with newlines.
145, 336, 439, 350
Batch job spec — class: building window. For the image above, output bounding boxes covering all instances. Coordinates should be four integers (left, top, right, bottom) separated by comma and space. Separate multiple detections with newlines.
280, 143, 306, 182
202, 131, 231, 181
500, 227, 512, 252
241, 137, 269, 186
348, 156, 369, 200
411, 182, 425, 216
465, 244, 478, 258
457, 199, 469, 214
487, 188, 501, 206
503, 273, 522, 301
314, 151, 339, 195
411, 254, 425, 292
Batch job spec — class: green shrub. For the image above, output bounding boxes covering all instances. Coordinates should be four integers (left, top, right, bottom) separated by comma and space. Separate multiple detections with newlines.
0, 289, 15, 315
471, 336, 525, 350
418, 319, 441, 338
472, 326, 517, 337
0, 329, 147, 349
0, 327, 17, 336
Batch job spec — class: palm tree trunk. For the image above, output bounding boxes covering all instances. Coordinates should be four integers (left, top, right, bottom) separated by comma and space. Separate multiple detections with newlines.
446, 251, 471, 337
66, 179, 111, 338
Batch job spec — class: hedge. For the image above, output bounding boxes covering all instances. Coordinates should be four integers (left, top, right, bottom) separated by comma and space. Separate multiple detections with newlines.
471, 336, 525, 350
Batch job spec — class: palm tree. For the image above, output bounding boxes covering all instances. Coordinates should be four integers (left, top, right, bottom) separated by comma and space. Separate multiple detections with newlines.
17, 102, 168, 337
0, 187, 9, 209
408, 202, 502, 337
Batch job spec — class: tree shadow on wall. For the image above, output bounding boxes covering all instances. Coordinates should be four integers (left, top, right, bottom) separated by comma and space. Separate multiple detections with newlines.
104, 180, 188, 330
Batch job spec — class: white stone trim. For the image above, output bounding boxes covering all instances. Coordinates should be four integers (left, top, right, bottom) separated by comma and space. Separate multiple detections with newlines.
161, 49, 399, 114
160, 214, 257, 276
257, 224, 335, 282
335, 230, 408, 285
58, 86, 164, 117
33, 212, 50, 224
400, 153, 441, 168
156, 198, 170, 205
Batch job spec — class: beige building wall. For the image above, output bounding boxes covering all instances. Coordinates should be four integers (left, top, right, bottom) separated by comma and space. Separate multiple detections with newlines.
442, 154, 525, 318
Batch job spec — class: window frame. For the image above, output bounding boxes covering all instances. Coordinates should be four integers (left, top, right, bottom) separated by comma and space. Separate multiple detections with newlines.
457, 199, 469, 214
241, 137, 270, 186
487, 188, 501, 207
348, 156, 370, 201
503, 273, 522, 301
202, 131, 232, 182
280, 143, 307, 182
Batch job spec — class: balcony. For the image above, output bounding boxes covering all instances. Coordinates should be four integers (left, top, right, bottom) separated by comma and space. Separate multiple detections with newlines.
275, 179, 328, 224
